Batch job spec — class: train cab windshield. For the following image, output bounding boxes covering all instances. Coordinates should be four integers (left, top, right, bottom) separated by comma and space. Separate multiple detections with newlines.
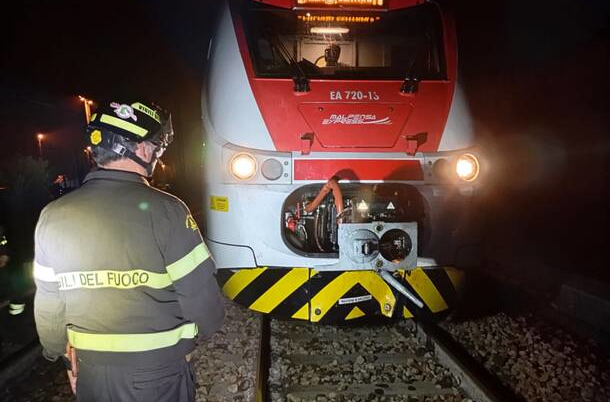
243, 3, 446, 80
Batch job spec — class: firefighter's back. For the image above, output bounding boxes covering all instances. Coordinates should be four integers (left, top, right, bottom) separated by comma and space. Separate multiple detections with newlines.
36, 169, 200, 365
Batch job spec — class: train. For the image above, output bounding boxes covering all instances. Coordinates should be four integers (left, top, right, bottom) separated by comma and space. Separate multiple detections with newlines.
201, 0, 483, 323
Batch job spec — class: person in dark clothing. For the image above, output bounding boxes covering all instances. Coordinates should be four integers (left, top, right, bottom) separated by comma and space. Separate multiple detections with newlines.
0, 224, 6, 354
0, 224, 26, 316
33, 99, 225, 402
0, 225, 8, 270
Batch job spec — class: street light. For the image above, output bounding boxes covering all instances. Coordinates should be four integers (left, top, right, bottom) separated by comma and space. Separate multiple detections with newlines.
84, 146, 93, 165
36, 133, 45, 159
78, 95, 94, 123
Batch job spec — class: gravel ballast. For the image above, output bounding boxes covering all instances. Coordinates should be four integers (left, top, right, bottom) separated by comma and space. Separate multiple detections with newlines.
191, 299, 261, 402
269, 319, 469, 402
5, 301, 609, 402
443, 313, 610, 402
1, 299, 262, 402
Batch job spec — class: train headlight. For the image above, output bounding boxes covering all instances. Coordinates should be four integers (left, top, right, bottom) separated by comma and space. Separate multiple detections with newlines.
261, 158, 283, 181
230, 153, 257, 181
456, 153, 480, 182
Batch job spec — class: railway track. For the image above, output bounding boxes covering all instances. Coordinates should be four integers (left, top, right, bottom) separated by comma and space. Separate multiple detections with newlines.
259, 318, 520, 402
2, 296, 606, 401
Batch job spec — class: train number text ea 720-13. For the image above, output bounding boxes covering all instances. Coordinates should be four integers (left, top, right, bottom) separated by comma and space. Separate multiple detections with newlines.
330, 91, 380, 101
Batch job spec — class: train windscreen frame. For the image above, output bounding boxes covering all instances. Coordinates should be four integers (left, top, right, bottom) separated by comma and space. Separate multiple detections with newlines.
243, 2, 447, 80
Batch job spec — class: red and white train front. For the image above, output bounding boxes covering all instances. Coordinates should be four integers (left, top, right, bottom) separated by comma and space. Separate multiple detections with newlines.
202, 0, 483, 323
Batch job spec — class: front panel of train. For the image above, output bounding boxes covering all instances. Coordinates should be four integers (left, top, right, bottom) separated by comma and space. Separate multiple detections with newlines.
202, 0, 483, 323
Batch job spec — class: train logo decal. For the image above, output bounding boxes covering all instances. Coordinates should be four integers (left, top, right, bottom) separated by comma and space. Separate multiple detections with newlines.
322, 114, 392, 125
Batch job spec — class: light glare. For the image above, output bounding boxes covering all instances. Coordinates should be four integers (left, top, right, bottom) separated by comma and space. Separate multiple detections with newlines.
311, 27, 350, 35
456, 154, 480, 182
356, 200, 369, 212
297, 0, 384, 6
230, 153, 257, 181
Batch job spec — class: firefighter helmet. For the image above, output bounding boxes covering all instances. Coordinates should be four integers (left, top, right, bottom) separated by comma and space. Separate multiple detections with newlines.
86, 100, 174, 175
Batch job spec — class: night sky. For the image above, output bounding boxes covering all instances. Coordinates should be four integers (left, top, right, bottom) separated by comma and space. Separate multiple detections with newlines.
1, 0, 220, 199
1, 1, 609, 283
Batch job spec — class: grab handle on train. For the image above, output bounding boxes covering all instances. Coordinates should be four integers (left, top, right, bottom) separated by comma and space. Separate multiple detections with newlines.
379, 270, 424, 309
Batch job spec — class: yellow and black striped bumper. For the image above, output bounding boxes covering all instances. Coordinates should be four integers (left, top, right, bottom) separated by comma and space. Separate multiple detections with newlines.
217, 267, 464, 323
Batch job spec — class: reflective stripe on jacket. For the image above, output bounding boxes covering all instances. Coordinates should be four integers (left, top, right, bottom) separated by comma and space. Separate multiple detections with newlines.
33, 169, 225, 366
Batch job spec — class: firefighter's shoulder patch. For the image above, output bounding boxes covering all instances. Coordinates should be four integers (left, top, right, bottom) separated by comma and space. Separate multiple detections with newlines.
185, 214, 199, 231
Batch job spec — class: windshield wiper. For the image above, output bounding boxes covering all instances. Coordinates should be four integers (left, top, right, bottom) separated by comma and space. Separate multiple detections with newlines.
401, 33, 433, 94
264, 30, 310, 92
400, 46, 421, 94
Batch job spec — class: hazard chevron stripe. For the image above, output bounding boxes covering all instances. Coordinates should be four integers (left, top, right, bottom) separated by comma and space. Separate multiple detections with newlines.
305, 271, 395, 322
216, 266, 464, 323
221, 268, 267, 299
249, 268, 309, 313
404, 269, 448, 313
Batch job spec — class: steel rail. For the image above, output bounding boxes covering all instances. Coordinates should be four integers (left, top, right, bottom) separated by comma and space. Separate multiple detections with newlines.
413, 320, 525, 402
258, 313, 525, 402
255, 315, 270, 402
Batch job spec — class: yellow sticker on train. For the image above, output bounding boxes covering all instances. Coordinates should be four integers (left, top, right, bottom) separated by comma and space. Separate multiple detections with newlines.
210, 196, 229, 212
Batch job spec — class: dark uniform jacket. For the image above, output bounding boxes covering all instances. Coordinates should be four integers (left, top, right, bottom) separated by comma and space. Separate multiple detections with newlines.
33, 169, 225, 366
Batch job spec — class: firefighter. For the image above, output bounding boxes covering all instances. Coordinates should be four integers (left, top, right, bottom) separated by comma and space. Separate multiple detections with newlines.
33, 99, 225, 402
0, 224, 27, 316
